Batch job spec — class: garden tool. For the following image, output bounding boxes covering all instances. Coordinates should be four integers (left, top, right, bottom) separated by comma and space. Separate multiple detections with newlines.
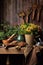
32, 4, 37, 21
2, 34, 16, 45
37, 6, 41, 22
25, 8, 32, 23
18, 11, 26, 24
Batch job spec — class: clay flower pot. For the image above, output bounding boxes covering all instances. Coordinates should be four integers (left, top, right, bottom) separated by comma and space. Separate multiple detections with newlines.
25, 34, 34, 46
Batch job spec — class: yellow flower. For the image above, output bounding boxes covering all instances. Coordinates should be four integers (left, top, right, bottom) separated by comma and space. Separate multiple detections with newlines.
33, 25, 38, 29
29, 23, 35, 26
26, 29, 31, 33
29, 27, 34, 30
19, 23, 41, 35
20, 24, 27, 29
26, 27, 31, 33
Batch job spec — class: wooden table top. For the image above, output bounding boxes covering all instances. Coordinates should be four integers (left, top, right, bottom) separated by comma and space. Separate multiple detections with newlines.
0, 43, 43, 57
0, 45, 32, 57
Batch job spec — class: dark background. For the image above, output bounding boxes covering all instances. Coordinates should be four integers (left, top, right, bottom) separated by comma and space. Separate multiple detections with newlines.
0, 0, 43, 27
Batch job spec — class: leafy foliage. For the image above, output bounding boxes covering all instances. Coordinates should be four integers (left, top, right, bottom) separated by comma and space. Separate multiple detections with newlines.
0, 20, 19, 38
0, 32, 5, 40
5, 26, 18, 37
18, 23, 41, 35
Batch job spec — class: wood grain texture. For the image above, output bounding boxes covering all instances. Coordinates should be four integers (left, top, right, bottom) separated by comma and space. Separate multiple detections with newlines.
0, 0, 43, 27
0, 46, 32, 57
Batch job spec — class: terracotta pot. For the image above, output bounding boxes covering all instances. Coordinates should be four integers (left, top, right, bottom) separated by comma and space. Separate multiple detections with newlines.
25, 34, 34, 46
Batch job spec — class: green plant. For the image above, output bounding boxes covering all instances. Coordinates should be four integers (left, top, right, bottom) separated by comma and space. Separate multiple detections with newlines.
0, 31, 5, 40
18, 23, 41, 35
0, 20, 10, 31
17, 23, 27, 35
5, 25, 18, 38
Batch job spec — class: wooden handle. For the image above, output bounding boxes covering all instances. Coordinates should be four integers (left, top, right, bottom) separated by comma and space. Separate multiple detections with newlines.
32, 9, 36, 20
2, 34, 17, 46
7, 34, 15, 42
37, 7, 41, 22
32, 4, 37, 20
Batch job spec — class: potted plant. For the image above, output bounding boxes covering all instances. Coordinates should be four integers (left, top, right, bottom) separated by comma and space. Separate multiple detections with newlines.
16, 26, 25, 42
19, 23, 41, 45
